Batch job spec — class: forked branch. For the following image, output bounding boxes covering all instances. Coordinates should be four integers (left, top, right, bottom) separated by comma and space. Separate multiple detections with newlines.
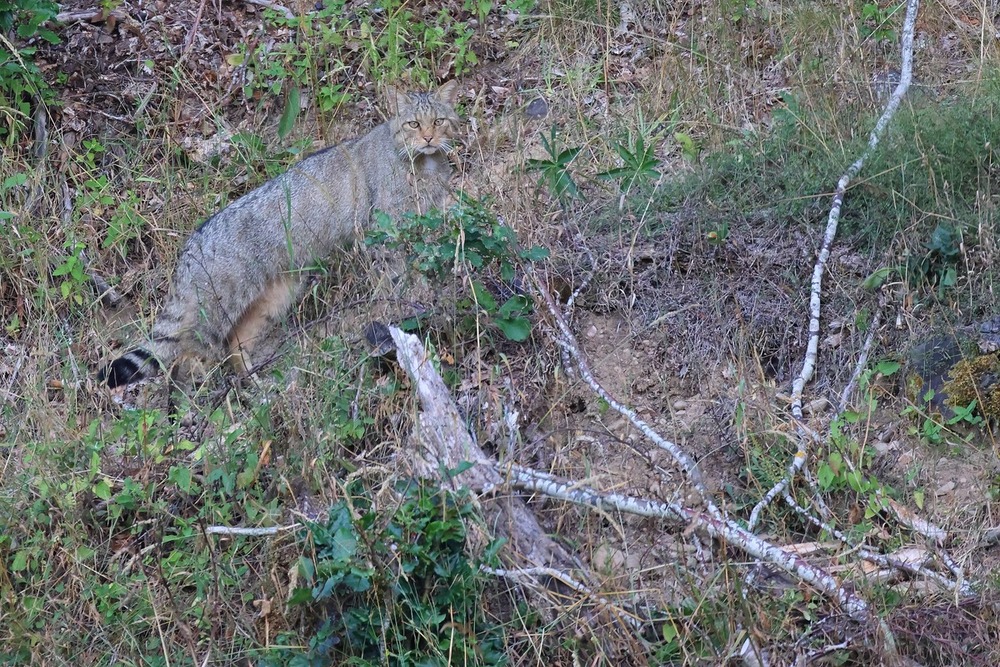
747, 0, 921, 530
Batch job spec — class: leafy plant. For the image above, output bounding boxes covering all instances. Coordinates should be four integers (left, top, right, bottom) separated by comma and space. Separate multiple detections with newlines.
242, 0, 484, 107
366, 192, 548, 342
526, 126, 581, 205
905, 222, 963, 295
269, 481, 507, 667
0, 0, 59, 143
859, 2, 901, 42
810, 361, 897, 521
597, 132, 661, 193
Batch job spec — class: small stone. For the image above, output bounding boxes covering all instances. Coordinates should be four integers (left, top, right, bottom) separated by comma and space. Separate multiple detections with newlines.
672, 399, 688, 410
585, 325, 598, 338
804, 398, 830, 415
592, 544, 626, 572
877, 423, 897, 442
525, 97, 548, 118
935, 481, 956, 496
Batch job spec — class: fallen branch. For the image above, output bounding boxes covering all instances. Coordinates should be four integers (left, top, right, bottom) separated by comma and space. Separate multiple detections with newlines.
502, 463, 873, 621
748, 0, 920, 531
204, 524, 300, 536
54, 8, 130, 23
534, 272, 710, 497
530, 274, 910, 660
386, 325, 579, 571
246, 0, 295, 20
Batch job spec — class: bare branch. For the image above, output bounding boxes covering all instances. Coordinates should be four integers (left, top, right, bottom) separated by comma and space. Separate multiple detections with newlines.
204, 524, 300, 536
534, 273, 711, 498
246, 0, 296, 20
502, 463, 873, 621
748, 0, 920, 530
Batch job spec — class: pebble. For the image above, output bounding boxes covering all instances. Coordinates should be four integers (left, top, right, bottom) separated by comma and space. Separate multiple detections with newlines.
935, 481, 956, 496
525, 97, 549, 118
672, 399, 688, 410
585, 325, 598, 338
592, 544, 627, 571
804, 398, 830, 415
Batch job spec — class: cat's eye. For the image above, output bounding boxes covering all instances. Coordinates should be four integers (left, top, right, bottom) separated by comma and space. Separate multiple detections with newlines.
433, 118, 445, 126
406, 121, 420, 129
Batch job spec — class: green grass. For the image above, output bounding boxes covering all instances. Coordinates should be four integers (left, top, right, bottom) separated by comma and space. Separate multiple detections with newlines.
6, 1, 1000, 665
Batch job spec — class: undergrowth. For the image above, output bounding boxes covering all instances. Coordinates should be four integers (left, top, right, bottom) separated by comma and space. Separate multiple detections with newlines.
4, 1, 1000, 666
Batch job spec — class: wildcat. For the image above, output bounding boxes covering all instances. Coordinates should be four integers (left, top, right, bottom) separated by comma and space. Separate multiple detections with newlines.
99, 81, 460, 388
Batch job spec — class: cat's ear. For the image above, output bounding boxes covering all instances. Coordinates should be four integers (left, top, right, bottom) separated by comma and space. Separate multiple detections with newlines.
385, 86, 411, 116
434, 80, 460, 106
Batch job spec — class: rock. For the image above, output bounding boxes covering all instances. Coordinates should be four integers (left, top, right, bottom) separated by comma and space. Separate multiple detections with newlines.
672, 399, 688, 410
592, 543, 627, 572
877, 423, 897, 442
525, 97, 548, 118
935, 481, 956, 496
804, 397, 830, 415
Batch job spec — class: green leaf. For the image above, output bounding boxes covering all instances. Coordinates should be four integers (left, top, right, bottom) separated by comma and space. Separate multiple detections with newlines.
1, 172, 27, 191
51, 259, 77, 277
298, 555, 315, 581
862, 265, 897, 290
288, 587, 315, 605
875, 359, 901, 376
167, 465, 193, 493
498, 294, 530, 318
278, 86, 301, 141
93, 478, 112, 500
817, 462, 835, 490
471, 280, 496, 311
674, 132, 697, 160
495, 316, 531, 341
11, 550, 29, 572
522, 245, 549, 261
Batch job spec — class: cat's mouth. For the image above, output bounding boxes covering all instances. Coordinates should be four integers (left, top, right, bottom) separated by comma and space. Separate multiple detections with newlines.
417, 144, 439, 154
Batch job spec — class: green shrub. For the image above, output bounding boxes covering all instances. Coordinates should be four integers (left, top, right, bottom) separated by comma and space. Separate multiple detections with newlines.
0, 0, 59, 144
265, 480, 507, 666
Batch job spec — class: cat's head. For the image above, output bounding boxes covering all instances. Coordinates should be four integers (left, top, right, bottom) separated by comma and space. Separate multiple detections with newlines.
387, 81, 461, 158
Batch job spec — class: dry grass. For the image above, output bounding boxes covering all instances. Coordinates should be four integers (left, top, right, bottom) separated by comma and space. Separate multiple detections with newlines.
4, 0, 1000, 664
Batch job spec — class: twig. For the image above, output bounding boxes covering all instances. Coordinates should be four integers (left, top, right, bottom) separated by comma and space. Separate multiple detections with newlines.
246, 0, 295, 20
533, 272, 710, 496
784, 492, 973, 597
54, 8, 130, 23
501, 463, 873, 621
177, 0, 208, 68
837, 309, 883, 415
748, 0, 920, 531
204, 524, 300, 536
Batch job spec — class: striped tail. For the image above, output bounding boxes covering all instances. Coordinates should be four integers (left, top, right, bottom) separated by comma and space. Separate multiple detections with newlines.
98, 348, 162, 388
